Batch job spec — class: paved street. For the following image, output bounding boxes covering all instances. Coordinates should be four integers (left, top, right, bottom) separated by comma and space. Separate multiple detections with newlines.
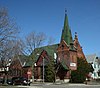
1, 84, 100, 88
30, 84, 100, 88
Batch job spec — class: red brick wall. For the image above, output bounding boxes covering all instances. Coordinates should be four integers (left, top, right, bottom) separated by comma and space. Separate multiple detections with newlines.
69, 51, 77, 70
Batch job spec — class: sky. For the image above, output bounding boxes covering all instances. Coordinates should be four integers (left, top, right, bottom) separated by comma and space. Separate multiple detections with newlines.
0, 0, 100, 55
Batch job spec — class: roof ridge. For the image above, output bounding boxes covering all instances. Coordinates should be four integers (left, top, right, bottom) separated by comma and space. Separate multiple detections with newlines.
34, 43, 59, 49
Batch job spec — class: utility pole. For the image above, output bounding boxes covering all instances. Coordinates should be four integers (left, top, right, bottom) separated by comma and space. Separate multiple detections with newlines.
43, 58, 44, 83
37, 53, 45, 83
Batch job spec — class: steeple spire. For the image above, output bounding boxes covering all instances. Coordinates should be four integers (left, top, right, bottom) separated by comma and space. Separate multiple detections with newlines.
64, 9, 69, 31
61, 9, 73, 45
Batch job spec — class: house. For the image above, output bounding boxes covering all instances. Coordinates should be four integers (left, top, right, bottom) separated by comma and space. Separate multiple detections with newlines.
33, 10, 86, 82
0, 59, 11, 79
0, 55, 33, 82
0, 61, 5, 78
8, 55, 32, 80
86, 54, 100, 79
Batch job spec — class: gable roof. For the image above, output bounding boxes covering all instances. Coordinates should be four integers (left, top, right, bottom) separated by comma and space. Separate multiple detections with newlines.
10, 55, 30, 67
86, 54, 96, 63
31, 44, 59, 62
19, 55, 33, 67
18, 55, 28, 66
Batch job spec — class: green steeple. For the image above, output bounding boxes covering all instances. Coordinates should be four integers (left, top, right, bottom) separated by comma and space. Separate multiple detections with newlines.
61, 10, 73, 45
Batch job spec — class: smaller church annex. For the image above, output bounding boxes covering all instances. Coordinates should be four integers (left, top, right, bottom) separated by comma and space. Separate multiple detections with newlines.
32, 11, 85, 82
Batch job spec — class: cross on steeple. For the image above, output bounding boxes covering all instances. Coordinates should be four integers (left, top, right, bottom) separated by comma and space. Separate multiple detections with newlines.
65, 8, 67, 14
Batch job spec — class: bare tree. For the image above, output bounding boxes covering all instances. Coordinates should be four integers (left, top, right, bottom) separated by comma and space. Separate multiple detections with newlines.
0, 7, 19, 59
1, 39, 23, 66
0, 7, 19, 58
23, 31, 46, 55
5, 39, 24, 57
0, 7, 20, 84
0, 8, 18, 43
48, 36, 55, 45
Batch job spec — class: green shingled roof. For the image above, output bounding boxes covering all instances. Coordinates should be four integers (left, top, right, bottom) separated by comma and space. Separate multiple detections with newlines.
61, 13, 73, 45
18, 55, 33, 67
31, 44, 59, 62
24, 60, 33, 67
22, 44, 59, 67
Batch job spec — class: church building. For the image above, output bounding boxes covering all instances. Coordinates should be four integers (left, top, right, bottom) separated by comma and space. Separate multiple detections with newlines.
33, 11, 85, 82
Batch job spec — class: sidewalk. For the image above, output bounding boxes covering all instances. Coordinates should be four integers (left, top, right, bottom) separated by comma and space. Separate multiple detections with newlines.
86, 80, 100, 85
31, 80, 100, 86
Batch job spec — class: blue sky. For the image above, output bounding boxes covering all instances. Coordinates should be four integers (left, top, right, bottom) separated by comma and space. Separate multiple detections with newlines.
0, 0, 100, 55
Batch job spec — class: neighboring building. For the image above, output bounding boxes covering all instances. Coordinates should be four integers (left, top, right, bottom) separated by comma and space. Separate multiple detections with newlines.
8, 55, 32, 80
0, 59, 11, 79
33, 11, 85, 82
0, 55, 33, 81
86, 54, 100, 79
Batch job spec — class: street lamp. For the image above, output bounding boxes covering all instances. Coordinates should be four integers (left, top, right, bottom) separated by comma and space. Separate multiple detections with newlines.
41, 54, 45, 83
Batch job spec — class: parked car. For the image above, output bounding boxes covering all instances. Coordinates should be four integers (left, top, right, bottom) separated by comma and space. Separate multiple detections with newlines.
0, 77, 4, 84
7, 77, 31, 85
7, 77, 18, 85
13, 77, 22, 85
6, 78, 13, 85
21, 77, 31, 86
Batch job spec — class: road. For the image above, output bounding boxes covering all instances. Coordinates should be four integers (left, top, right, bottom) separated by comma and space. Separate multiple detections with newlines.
30, 84, 100, 88
0, 84, 100, 88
